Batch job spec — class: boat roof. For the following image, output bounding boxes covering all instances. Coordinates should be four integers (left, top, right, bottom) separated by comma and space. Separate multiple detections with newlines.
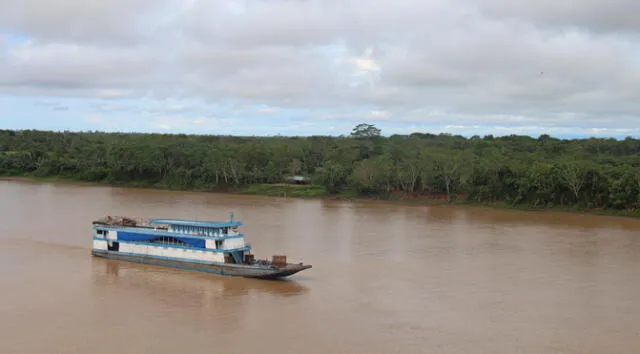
150, 218, 243, 228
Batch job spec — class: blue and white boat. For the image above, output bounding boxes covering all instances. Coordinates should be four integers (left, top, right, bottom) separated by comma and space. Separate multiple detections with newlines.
90, 213, 311, 279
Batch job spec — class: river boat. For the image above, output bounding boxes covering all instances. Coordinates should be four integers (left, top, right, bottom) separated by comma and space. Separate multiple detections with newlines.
90, 213, 311, 279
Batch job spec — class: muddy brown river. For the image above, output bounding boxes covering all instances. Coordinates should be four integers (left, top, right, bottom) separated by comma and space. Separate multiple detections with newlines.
1, 180, 639, 353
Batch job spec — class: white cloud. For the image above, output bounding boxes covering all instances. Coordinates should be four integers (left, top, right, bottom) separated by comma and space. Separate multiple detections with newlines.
256, 106, 281, 114
1, 0, 639, 136
369, 110, 391, 120
150, 116, 237, 133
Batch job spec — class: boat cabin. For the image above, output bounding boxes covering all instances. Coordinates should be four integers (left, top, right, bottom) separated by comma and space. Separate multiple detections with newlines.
150, 218, 242, 238
92, 214, 252, 265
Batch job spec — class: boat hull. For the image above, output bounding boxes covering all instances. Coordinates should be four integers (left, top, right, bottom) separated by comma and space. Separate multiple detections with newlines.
91, 250, 311, 279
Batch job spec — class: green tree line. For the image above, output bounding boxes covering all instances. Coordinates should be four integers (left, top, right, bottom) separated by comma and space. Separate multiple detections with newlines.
1, 125, 639, 212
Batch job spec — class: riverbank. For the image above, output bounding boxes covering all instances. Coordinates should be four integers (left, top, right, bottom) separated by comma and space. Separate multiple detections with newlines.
2, 175, 639, 218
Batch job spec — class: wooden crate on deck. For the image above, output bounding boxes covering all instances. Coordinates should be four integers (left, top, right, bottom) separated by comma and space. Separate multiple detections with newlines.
272, 255, 287, 266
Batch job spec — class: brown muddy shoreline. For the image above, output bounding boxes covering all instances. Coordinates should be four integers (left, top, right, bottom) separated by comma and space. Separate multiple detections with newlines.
0, 176, 34, 182
1, 175, 637, 219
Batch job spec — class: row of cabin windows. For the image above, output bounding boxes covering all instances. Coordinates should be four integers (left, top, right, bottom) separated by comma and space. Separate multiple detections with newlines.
95, 231, 225, 249
95, 227, 236, 241
151, 237, 190, 246
168, 226, 234, 237
153, 238, 224, 249
96, 228, 228, 237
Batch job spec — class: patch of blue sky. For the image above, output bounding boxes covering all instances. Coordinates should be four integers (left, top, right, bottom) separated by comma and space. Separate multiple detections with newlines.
1, 94, 637, 139
0, 31, 30, 46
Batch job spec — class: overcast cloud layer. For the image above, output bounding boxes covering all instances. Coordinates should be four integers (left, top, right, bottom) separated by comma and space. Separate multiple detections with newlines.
1, 0, 639, 137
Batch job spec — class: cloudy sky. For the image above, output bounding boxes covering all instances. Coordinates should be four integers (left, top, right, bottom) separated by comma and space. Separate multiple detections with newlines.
1, 0, 639, 138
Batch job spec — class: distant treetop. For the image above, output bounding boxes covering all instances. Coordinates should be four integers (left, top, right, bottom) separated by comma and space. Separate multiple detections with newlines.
350, 123, 381, 138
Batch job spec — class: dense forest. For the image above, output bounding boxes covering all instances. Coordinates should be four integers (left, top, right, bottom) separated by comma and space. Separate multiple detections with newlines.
1, 125, 639, 213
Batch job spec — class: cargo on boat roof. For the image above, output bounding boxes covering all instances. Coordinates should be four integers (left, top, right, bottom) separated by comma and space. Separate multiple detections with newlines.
92, 214, 244, 234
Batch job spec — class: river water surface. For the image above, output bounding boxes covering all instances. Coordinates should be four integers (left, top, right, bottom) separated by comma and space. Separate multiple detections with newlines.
1, 180, 639, 353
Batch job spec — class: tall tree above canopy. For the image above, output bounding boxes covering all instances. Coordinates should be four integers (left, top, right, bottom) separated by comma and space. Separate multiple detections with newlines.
350, 123, 381, 138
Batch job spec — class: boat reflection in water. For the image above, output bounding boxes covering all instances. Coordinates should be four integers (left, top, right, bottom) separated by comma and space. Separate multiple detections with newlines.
92, 257, 309, 295
90, 257, 310, 329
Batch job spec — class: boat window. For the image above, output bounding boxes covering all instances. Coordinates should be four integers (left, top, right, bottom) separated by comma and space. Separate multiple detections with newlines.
151, 236, 189, 246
